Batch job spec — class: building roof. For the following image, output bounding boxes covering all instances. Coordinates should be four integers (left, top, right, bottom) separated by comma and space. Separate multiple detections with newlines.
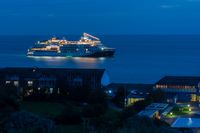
137, 103, 169, 118
127, 93, 146, 99
106, 83, 153, 92
0, 67, 105, 78
138, 109, 158, 118
156, 76, 200, 86
145, 103, 168, 111
171, 118, 200, 128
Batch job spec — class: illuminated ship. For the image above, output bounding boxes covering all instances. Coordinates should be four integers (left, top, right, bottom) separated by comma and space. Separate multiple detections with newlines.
27, 33, 115, 57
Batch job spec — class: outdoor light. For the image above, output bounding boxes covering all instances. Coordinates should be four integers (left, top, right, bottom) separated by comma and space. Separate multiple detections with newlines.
188, 104, 190, 107
170, 112, 173, 115
189, 108, 192, 112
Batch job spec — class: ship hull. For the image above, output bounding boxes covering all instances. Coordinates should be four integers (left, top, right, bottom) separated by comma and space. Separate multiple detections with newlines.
27, 49, 115, 57
83, 50, 115, 57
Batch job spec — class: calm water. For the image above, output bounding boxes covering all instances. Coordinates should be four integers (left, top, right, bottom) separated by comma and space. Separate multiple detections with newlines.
1, 35, 200, 83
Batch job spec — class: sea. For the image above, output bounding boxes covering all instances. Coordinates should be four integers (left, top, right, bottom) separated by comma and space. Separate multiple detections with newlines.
1, 35, 200, 84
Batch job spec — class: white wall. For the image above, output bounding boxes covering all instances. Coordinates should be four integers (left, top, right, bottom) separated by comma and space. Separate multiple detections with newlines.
101, 71, 110, 86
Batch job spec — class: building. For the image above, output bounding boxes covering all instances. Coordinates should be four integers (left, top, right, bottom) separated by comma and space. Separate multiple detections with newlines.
154, 76, 200, 103
145, 103, 169, 111
138, 103, 169, 119
126, 84, 153, 106
105, 83, 153, 106
138, 109, 159, 119
127, 93, 145, 106
0, 67, 110, 96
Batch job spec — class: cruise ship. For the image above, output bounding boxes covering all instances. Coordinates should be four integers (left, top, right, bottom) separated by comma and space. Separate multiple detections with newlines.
27, 33, 115, 57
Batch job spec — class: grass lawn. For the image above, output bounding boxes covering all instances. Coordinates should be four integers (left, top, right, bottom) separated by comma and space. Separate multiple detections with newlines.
20, 101, 115, 132
20, 101, 68, 117
20, 101, 85, 132
166, 106, 192, 118
103, 108, 121, 118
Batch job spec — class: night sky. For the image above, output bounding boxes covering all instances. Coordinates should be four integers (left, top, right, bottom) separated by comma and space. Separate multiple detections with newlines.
1, 0, 200, 35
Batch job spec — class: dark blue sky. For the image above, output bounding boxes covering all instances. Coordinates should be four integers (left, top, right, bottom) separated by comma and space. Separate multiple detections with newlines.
1, 0, 200, 35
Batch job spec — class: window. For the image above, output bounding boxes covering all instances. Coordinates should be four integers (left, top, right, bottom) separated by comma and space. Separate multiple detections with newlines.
57, 88, 60, 94
28, 81, 33, 86
50, 88, 53, 94
14, 81, 19, 87
191, 94, 197, 102
5, 81, 11, 84
73, 77, 83, 87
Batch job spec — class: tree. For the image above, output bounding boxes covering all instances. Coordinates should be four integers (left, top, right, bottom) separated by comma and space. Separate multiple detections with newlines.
112, 86, 126, 108
147, 90, 166, 103
0, 84, 20, 118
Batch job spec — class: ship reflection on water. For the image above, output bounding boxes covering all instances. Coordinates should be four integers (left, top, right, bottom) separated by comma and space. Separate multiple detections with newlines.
28, 56, 107, 68
73, 57, 105, 63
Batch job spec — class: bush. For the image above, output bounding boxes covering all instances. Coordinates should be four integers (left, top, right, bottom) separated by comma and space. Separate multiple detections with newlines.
1, 111, 56, 133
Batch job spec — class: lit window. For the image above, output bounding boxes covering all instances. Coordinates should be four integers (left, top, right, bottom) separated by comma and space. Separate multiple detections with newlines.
57, 88, 60, 94
6, 81, 11, 84
28, 81, 33, 86
14, 81, 19, 87
50, 88, 53, 94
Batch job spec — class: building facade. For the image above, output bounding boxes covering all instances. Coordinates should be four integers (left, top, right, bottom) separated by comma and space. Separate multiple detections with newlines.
138, 103, 168, 119
105, 83, 153, 106
154, 76, 200, 103
0, 67, 110, 96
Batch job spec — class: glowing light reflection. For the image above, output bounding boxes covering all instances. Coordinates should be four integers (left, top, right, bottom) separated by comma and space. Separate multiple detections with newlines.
73, 57, 98, 63
27, 56, 107, 68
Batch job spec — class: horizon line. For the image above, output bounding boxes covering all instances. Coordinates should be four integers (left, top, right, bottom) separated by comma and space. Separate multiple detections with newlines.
1, 33, 200, 36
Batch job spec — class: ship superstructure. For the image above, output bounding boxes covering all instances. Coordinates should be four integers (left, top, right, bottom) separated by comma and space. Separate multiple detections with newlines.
27, 33, 115, 57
